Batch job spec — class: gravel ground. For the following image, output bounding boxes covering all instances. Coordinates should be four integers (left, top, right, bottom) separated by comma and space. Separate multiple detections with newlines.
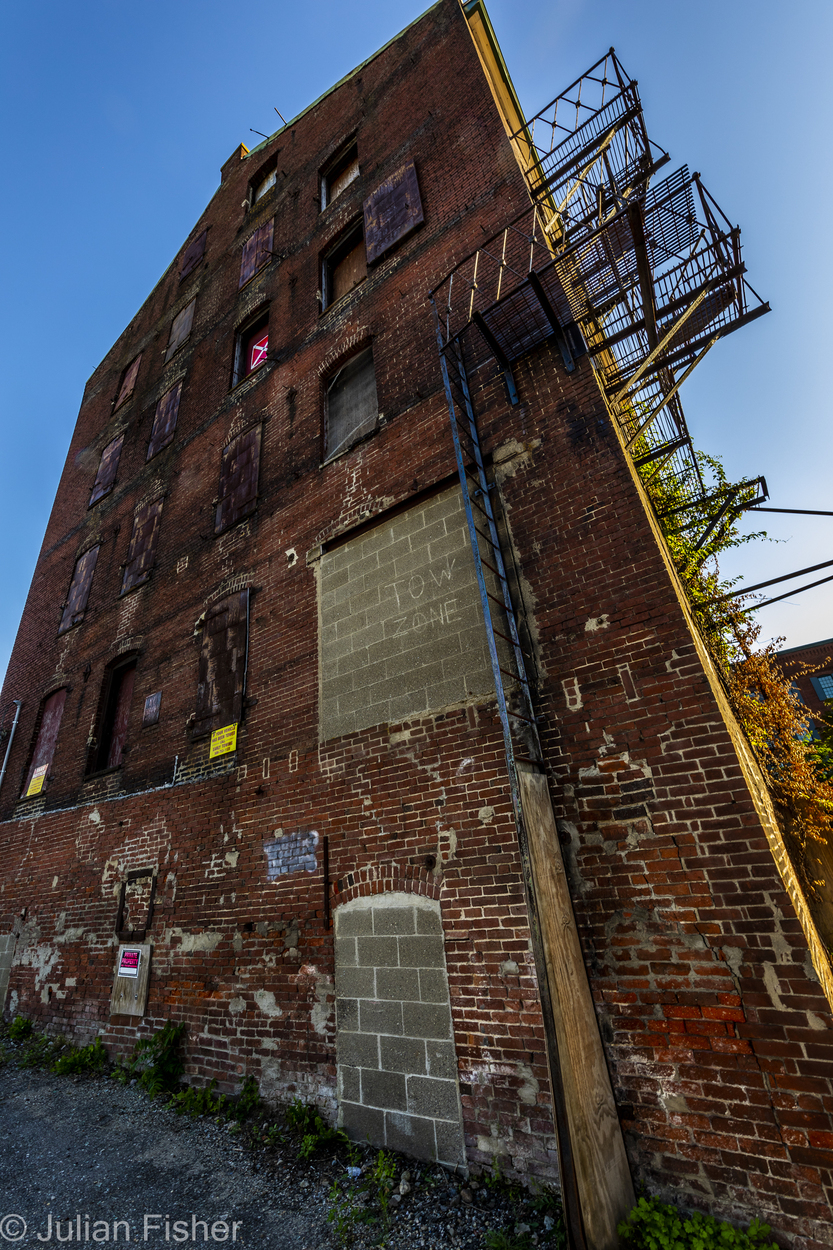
0, 1066, 558, 1249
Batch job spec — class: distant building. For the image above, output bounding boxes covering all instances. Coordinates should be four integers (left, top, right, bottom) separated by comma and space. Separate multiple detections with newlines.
1, 2, 831, 1245
773, 636, 833, 724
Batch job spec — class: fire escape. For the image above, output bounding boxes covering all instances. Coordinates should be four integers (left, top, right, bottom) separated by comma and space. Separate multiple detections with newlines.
429, 50, 770, 1250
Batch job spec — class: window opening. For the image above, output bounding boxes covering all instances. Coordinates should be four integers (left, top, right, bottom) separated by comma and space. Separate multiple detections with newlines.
89, 659, 137, 773
58, 546, 100, 634
22, 689, 67, 798
321, 143, 359, 210
232, 313, 269, 387
165, 299, 196, 362
215, 425, 262, 534
193, 591, 250, 738
322, 221, 366, 309
89, 436, 124, 507
239, 220, 274, 287
179, 229, 207, 282
121, 499, 163, 595
363, 160, 424, 264
255, 169, 276, 201
114, 355, 142, 409
147, 380, 182, 460
325, 347, 378, 460
115, 868, 157, 941
811, 674, 833, 701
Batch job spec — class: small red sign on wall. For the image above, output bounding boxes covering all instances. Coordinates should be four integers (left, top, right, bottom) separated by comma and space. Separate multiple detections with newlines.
118, 947, 142, 979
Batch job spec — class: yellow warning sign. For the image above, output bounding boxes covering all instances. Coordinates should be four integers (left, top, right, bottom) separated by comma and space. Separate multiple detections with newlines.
25, 765, 48, 797
209, 723, 238, 759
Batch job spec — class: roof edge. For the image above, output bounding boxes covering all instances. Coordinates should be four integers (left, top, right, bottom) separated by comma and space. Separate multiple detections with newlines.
244, 0, 445, 161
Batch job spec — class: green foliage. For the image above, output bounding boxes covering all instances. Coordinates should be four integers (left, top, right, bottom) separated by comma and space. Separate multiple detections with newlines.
9, 1015, 33, 1041
114, 1021, 186, 1097
285, 1096, 348, 1159
235, 1075, 261, 1121
52, 1036, 107, 1075
326, 1149, 399, 1246
618, 1195, 778, 1250
169, 1078, 228, 1119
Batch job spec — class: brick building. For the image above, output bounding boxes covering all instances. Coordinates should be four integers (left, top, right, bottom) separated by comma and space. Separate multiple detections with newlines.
1, 2, 832, 1247
773, 637, 833, 724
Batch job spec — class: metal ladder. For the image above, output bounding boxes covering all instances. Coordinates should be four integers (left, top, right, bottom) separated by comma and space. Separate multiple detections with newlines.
430, 315, 543, 780
430, 301, 588, 1250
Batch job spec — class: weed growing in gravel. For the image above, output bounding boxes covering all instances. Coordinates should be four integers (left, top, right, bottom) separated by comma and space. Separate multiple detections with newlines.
169, 1077, 229, 1119
285, 1096, 349, 1159
113, 1021, 186, 1096
52, 1036, 108, 1075
8, 1015, 33, 1041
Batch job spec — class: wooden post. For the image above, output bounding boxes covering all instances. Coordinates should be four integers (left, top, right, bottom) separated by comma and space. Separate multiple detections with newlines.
518, 769, 635, 1250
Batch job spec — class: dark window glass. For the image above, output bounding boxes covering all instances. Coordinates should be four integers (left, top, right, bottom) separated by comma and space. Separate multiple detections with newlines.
326, 348, 378, 460
22, 689, 67, 797
165, 299, 196, 362
179, 229, 207, 281
121, 499, 163, 595
215, 425, 262, 534
58, 546, 100, 634
194, 591, 249, 737
89, 660, 137, 773
89, 436, 124, 506
322, 222, 366, 309
239, 220, 274, 287
147, 381, 182, 460
114, 354, 142, 409
363, 161, 424, 264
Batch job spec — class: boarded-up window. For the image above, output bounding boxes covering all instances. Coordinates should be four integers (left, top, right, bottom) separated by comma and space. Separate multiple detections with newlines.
89, 435, 124, 506
193, 591, 249, 737
165, 299, 196, 362
326, 348, 378, 460
58, 546, 100, 634
239, 220, 274, 287
115, 354, 142, 409
22, 689, 67, 797
215, 425, 262, 534
364, 161, 424, 265
323, 223, 366, 309
321, 144, 359, 209
121, 499, 163, 595
147, 380, 182, 460
89, 660, 137, 773
179, 229, 207, 281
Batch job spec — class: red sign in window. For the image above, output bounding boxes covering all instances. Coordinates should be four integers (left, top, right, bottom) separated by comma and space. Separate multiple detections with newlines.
248, 333, 269, 373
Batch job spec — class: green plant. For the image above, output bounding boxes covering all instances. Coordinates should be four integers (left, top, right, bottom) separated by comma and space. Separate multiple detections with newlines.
618, 1195, 778, 1250
9, 1015, 33, 1041
114, 1021, 186, 1097
52, 1036, 107, 1075
235, 1075, 261, 1121
169, 1078, 228, 1119
327, 1177, 362, 1247
285, 1097, 347, 1158
371, 1149, 397, 1226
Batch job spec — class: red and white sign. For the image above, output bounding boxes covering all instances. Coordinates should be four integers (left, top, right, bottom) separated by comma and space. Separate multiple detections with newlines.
118, 947, 142, 979
248, 334, 269, 372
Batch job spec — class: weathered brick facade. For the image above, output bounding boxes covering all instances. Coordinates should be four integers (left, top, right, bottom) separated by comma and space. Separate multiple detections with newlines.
1, 2, 831, 1245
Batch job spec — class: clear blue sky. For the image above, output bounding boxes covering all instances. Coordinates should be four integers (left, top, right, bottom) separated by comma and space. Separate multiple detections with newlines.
1, 0, 831, 693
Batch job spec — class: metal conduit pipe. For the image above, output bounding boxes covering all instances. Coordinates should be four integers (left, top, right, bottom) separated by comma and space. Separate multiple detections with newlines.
0, 700, 22, 792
